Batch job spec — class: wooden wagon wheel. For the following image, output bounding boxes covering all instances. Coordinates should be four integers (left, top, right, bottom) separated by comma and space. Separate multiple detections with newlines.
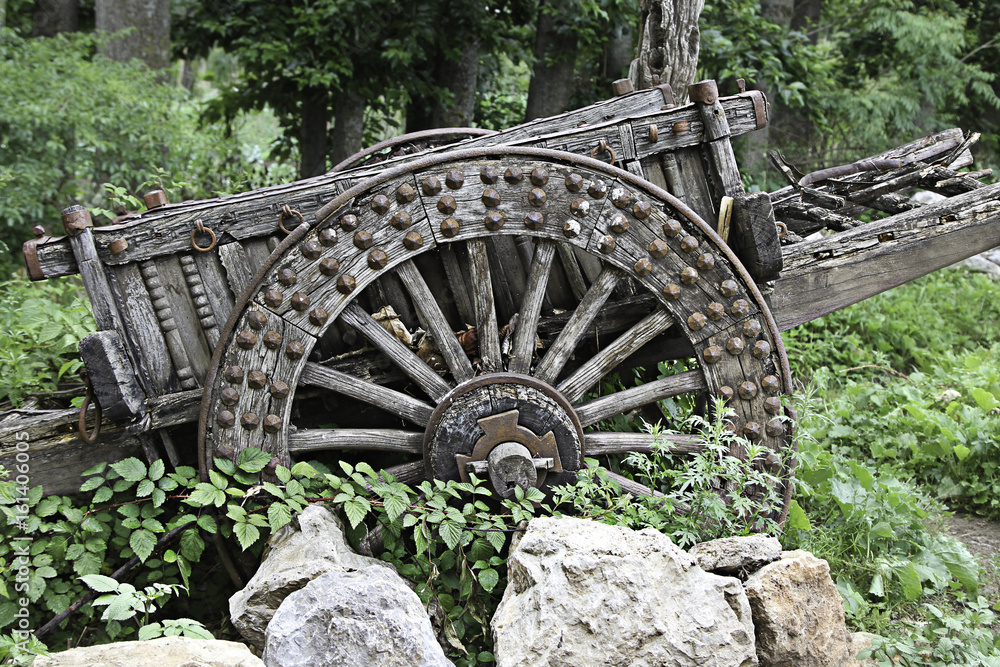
198, 146, 795, 522
329, 127, 499, 173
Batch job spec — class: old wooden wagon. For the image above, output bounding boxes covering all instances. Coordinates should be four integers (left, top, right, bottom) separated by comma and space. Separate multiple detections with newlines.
8, 78, 999, 524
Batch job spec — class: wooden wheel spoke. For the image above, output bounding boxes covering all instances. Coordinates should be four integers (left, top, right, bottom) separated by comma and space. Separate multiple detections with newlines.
575, 369, 705, 427
509, 239, 556, 375
300, 362, 435, 427
467, 239, 501, 372
558, 308, 675, 404
383, 460, 426, 486
534, 266, 621, 384
584, 431, 702, 456
289, 429, 423, 454
395, 260, 474, 383
340, 303, 452, 402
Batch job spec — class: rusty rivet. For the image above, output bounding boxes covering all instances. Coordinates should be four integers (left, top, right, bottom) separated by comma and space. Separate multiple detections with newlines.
437, 196, 457, 215
662, 219, 682, 237
484, 211, 505, 231
753, 340, 771, 359
248, 370, 268, 390
764, 452, 781, 471
743, 320, 762, 337
403, 231, 424, 250
697, 253, 716, 270
217, 410, 235, 428
707, 302, 725, 320
370, 194, 391, 215
264, 289, 285, 308
263, 414, 282, 433
481, 188, 501, 207
597, 235, 616, 253
530, 168, 549, 186
610, 214, 629, 233
564, 220, 582, 238
673, 120, 690, 135
390, 211, 412, 230
318, 228, 337, 246
109, 238, 129, 254
320, 257, 340, 276
422, 176, 442, 195
634, 258, 652, 276
290, 293, 311, 311
353, 230, 373, 249
445, 170, 465, 189
611, 187, 632, 209
663, 284, 681, 301
588, 180, 608, 198
286, 340, 306, 359
220, 387, 240, 406
687, 312, 707, 330
396, 183, 416, 204
632, 201, 652, 220
570, 198, 591, 217
247, 310, 268, 330
761, 375, 780, 393
241, 412, 260, 430
215, 443, 235, 464
731, 299, 751, 317
143, 189, 168, 209
33, 225, 46, 238
368, 248, 389, 270
340, 213, 359, 231
270, 381, 290, 399
565, 173, 584, 192
278, 268, 297, 286
718, 385, 735, 401
727, 337, 745, 355
766, 419, 785, 437
738, 381, 758, 400
337, 275, 357, 294
504, 166, 523, 184
680, 235, 699, 253
309, 307, 330, 326
703, 345, 723, 364
263, 331, 283, 349
524, 211, 544, 230
236, 330, 258, 349
528, 188, 547, 207
480, 166, 499, 184
720, 279, 739, 297
743, 422, 762, 440
224, 365, 244, 384
681, 267, 699, 284
648, 124, 659, 143
441, 217, 461, 238
764, 396, 782, 414
648, 239, 670, 259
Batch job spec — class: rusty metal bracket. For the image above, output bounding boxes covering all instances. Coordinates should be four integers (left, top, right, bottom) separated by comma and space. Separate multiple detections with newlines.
190, 220, 217, 252
22, 226, 49, 281
78, 370, 102, 445
61, 206, 93, 237
278, 206, 304, 235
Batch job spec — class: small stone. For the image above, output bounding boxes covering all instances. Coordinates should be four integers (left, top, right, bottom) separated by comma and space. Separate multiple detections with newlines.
690, 535, 782, 576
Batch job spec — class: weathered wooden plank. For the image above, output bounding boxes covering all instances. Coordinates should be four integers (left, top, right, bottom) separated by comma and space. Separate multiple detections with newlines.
382, 460, 426, 486
217, 241, 255, 302
154, 255, 212, 379
288, 429, 423, 454
508, 240, 556, 375
191, 250, 237, 337
584, 431, 702, 455
574, 369, 706, 427
468, 239, 502, 372
300, 362, 435, 427
179, 254, 222, 350
556, 244, 589, 301
339, 303, 452, 402
732, 192, 782, 282
106, 263, 176, 394
78, 331, 146, 420
139, 259, 199, 390
436, 244, 476, 326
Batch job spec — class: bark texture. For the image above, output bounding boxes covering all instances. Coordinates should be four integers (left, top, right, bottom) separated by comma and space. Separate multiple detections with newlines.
33, 0, 78, 36
431, 40, 479, 128
330, 90, 366, 171
629, 0, 705, 104
95, 0, 170, 70
525, 2, 578, 121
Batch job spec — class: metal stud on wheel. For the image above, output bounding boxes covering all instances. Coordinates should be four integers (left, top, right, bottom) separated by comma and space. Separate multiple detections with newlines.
198, 146, 795, 522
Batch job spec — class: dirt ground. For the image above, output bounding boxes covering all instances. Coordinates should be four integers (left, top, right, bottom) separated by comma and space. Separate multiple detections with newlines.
945, 513, 1000, 604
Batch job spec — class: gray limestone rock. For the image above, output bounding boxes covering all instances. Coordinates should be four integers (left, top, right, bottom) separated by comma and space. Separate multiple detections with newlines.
690, 535, 783, 576
33, 636, 263, 667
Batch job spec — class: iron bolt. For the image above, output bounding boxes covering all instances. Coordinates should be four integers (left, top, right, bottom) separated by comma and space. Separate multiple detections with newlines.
727, 337, 745, 355
563, 220, 581, 238
484, 211, 505, 231
220, 387, 240, 406
720, 279, 739, 297
301, 241, 322, 260
437, 196, 457, 215
766, 419, 785, 437
696, 253, 716, 270
707, 302, 725, 320
565, 173, 584, 192
390, 211, 412, 230
318, 228, 338, 246
354, 230, 374, 249
270, 381, 290, 399
223, 365, 244, 384
370, 194, 391, 215
480, 166, 499, 184
217, 410, 235, 428
632, 201, 652, 220
422, 176, 442, 195
263, 414, 282, 433
743, 320, 762, 337
672, 120, 690, 135
264, 289, 284, 308
731, 299, 751, 317
633, 258, 652, 276
286, 340, 307, 359
337, 274, 357, 294
648, 239, 669, 259
143, 190, 168, 209
743, 422, 762, 440
367, 248, 389, 270
597, 235, 616, 254
247, 370, 268, 389
263, 331, 282, 349
528, 188, 547, 207
718, 385, 735, 401
340, 213, 359, 231
240, 412, 260, 430
611, 187, 631, 209
680, 267, 699, 284
570, 198, 590, 217
588, 180, 608, 198
278, 268, 297, 286
440, 217, 461, 238
687, 312, 707, 331
109, 238, 129, 254
523, 211, 544, 230
320, 258, 340, 276
396, 183, 416, 203
648, 125, 659, 143
290, 293, 310, 311
663, 284, 681, 301
703, 346, 723, 364
481, 188, 501, 207
764, 451, 781, 471
236, 330, 258, 349
504, 166, 523, 184
738, 381, 758, 400
753, 340, 771, 359
610, 214, 629, 233
445, 170, 465, 189
403, 231, 424, 250
247, 310, 268, 330
761, 375, 780, 392
764, 396, 782, 414
662, 219, 682, 237
680, 235, 699, 253
530, 168, 549, 186
309, 307, 329, 326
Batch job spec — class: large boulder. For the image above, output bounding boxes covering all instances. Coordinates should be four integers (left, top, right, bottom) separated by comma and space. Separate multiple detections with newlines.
263, 567, 454, 667
744, 550, 858, 666
33, 636, 263, 666
229, 504, 392, 649
690, 535, 783, 577
492, 516, 757, 667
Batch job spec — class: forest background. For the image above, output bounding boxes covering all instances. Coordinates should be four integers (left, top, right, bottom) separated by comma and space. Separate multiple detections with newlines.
1, 0, 1000, 665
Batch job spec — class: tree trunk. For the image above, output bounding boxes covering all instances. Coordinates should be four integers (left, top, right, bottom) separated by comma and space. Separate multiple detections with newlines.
33, 0, 78, 36
431, 39, 479, 128
525, 1, 578, 121
628, 0, 704, 104
299, 87, 330, 178
94, 0, 170, 70
330, 90, 366, 169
